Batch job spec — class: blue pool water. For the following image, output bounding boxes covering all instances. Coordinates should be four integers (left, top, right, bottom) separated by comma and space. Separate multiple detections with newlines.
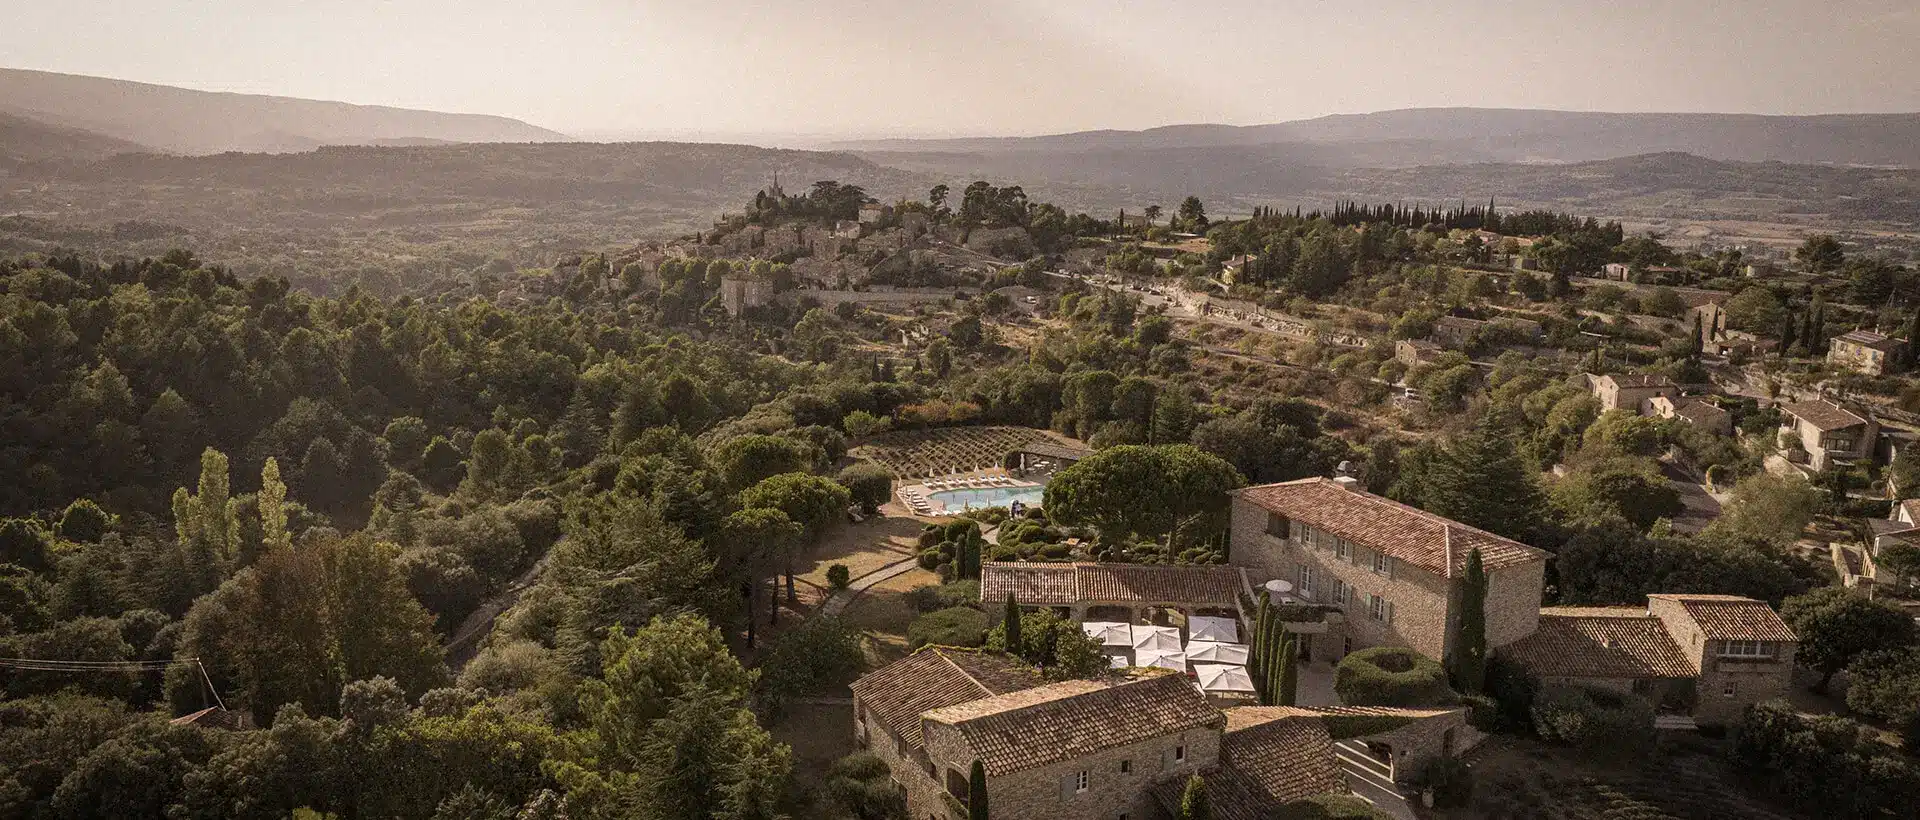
929, 483, 1046, 512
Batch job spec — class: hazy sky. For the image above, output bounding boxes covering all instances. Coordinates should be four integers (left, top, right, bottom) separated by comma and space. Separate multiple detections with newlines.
8, 0, 1920, 140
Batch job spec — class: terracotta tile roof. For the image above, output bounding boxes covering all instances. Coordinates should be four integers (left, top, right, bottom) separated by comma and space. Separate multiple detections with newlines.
1835, 330, 1903, 351
979, 563, 1078, 605
1501, 610, 1698, 679
1672, 399, 1730, 425
849, 648, 1041, 752
980, 562, 1246, 606
1155, 708, 1343, 820
1650, 594, 1799, 642
1235, 478, 1549, 577
923, 672, 1222, 776
1780, 400, 1867, 432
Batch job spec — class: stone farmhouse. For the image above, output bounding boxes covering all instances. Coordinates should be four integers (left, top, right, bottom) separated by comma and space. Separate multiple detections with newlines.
1230, 477, 1550, 662
1587, 372, 1678, 415
1649, 394, 1733, 436
851, 646, 1472, 820
1225, 477, 1798, 727
1501, 594, 1797, 726
1778, 399, 1875, 471
1827, 329, 1907, 376
851, 649, 1352, 820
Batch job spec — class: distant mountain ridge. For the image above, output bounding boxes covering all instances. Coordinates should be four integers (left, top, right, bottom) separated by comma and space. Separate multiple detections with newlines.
0, 68, 569, 155
830, 107, 1920, 168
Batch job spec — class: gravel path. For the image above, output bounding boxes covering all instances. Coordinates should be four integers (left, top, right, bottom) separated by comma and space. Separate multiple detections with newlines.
818, 555, 923, 618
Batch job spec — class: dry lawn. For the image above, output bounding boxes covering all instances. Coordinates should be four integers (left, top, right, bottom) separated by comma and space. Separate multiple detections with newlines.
842, 567, 943, 668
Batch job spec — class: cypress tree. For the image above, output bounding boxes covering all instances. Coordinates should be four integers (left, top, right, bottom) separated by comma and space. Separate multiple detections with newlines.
1811, 299, 1827, 352
1277, 630, 1298, 707
1178, 774, 1211, 820
1449, 548, 1489, 694
1690, 313, 1704, 358
1002, 592, 1023, 655
968, 759, 988, 820
1907, 311, 1920, 368
1781, 310, 1798, 353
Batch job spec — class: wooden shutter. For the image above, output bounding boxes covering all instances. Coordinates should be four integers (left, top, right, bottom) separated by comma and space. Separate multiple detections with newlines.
1060, 772, 1077, 801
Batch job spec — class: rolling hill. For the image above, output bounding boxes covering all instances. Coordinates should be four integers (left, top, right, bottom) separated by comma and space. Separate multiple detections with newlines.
0, 110, 148, 165
0, 68, 569, 154
831, 108, 1920, 168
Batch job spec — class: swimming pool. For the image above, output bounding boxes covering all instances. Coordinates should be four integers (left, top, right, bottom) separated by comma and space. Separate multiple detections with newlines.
929, 483, 1046, 512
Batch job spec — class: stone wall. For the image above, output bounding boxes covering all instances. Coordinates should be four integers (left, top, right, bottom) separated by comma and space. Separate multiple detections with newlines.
1483, 562, 1546, 650
854, 701, 952, 819
923, 719, 1220, 820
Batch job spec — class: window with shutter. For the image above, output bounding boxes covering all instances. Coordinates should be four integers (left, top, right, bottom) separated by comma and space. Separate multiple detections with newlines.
1061, 773, 1078, 801
1386, 599, 1396, 624
1266, 513, 1290, 539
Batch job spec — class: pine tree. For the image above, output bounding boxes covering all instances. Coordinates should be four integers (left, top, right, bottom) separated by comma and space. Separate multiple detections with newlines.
968, 759, 989, 820
1178, 774, 1211, 820
1449, 549, 1489, 694
1422, 414, 1542, 543
1002, 592, 1023, 655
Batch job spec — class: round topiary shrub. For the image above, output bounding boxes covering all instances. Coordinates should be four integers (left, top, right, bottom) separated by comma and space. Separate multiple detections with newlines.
1529, 683, 1655, 755
907, 607, 988, 649
826, 563, 851, 590
1334, 647, 1456, 707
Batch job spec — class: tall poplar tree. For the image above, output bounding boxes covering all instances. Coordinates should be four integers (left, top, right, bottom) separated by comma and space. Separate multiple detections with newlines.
258, 457, 290, 553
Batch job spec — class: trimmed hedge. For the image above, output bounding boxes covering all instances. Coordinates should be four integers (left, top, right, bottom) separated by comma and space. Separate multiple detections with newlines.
1529, 683, 1655, 755
907, 607, 988, 649
904, 580, 981, 613
1334, 647, 1456, 707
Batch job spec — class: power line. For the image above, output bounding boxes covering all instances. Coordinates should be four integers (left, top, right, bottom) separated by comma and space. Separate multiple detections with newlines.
0, 656, 227, 711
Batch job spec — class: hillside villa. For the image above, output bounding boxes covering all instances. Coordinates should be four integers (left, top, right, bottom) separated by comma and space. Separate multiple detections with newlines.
1827, 329, 1907, 376
1778, 399, 1875, 471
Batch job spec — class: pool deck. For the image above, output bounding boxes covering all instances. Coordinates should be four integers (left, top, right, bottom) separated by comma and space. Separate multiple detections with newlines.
895, 475, 1045, 516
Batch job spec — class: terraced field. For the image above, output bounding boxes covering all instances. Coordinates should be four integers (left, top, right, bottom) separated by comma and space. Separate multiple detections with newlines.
1461, 737, 1803, 820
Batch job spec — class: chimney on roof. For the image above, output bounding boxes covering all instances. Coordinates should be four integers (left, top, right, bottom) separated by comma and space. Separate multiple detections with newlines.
1332, 475, 1361, 492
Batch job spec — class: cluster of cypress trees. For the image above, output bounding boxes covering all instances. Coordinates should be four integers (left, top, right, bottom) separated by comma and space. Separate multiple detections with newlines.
1249, 592, 1298, 707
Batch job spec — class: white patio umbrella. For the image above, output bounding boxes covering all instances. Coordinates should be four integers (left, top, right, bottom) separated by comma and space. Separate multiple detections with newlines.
1131, 625, 1183, 653
1081, 622, 1134, 648
1185, 641, 1251, 666
1194, 664, 1257, 694
1107, 654, 1132, 670
1188, 615, 1239, 643
1136, 650, 1187, 673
